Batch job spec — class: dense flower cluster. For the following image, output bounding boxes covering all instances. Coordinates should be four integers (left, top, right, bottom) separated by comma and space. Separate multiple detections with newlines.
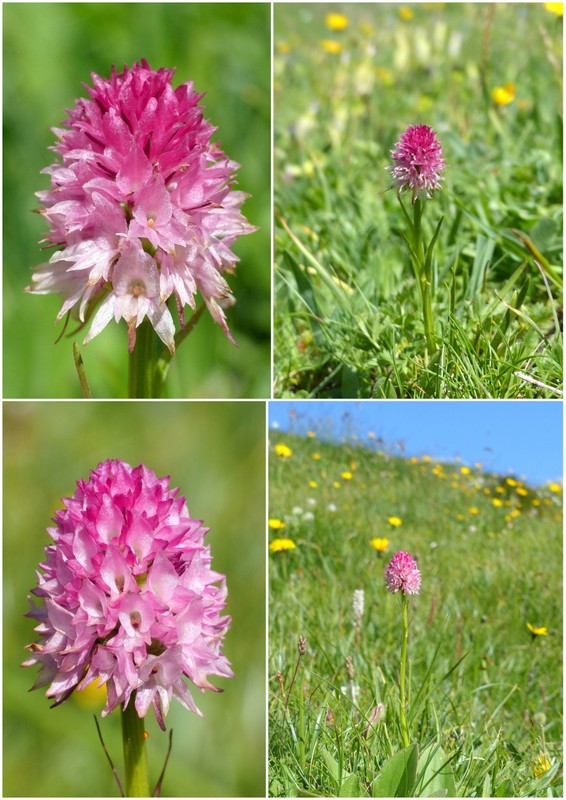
27, 61, 255, 352
23, 459, 233, 729
384, 550, 421, 595
389, 124, 445, 201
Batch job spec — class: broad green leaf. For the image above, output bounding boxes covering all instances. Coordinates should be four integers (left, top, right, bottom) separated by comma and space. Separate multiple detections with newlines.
321, 748, 340, 784
371, 744, 418, 798
339, 773, 362, 797
416, 744, 457, 798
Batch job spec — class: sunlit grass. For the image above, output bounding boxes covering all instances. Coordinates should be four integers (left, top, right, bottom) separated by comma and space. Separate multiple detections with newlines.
269, 428, 563, 797
274, 3, 563, 398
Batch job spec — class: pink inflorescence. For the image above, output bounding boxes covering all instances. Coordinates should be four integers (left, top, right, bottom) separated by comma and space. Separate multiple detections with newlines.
27, 60, 256, 353
23, 459, 233, 729
384, 551, 421, 595
389, 124, 445, 201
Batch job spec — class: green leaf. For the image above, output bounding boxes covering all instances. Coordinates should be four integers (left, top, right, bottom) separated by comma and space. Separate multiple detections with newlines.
416, 744, 457, 798
340, 773, 362, 797
321, 748, 340, 785
371, 744, 419, 797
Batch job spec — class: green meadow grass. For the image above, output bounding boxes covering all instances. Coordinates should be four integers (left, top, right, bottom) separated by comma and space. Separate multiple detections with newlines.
274, 4, 563, 398
268, 431, 562, 797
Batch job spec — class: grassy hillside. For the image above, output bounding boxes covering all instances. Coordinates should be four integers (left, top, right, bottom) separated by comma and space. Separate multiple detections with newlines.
274, 3, 563, 398
268, 430, 562, 797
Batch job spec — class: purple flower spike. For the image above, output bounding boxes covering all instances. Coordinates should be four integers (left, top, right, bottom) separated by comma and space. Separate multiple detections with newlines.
27, 60, 256, 353
23, 459, 233, 730
384, 551, 421, 595
389, 124, 445, 201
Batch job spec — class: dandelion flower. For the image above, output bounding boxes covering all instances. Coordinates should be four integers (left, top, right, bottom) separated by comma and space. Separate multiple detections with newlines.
548, 482, 562, 493
387, 516, 402, 527
389, 125, 445, 201
23, 459, 233, 729
268, 518, 286, 530
460, 466, 471, 475
544, 2, 563, 16
325, 12, 349, 30
533, 754, 551, 778
527, 623, 548, 636
399, 6, 415, 21
308, 481, 318, 489
370, 537, 390, 553
269, 538, 296, 553
27, 61, 255, 353
384, 551, 421, 595
492, 498, 503, 507
312, 453, 321, 461
321, 39, 343, 55
341, 471, 353, 480
275, 443, 293, 458
493, 85, 516, 106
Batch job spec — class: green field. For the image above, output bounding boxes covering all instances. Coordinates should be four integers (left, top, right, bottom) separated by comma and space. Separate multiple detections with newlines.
3, 402, 265, 797
268, 429, 562, 797
274, 3, 563, 398
4, 3, 270, 399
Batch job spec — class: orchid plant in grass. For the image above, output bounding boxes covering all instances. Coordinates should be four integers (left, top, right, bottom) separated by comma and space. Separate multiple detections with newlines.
27, 61, 256, 398
23, 459, 233, 797
389, 124, 445, 358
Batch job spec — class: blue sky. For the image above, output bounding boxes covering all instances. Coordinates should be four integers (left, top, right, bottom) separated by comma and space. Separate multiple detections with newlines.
268, 401, 563, 486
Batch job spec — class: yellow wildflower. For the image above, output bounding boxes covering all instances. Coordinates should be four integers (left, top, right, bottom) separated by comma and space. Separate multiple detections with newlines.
307, 431, 316, 438
321, 39, 343, 54
375, 67, 394, 86
269, 538, 296, 553
312, 452, 321, 460
74, 681, 106, 709
533, 754, 551, 778
399, 6, 414, 21
333, 481, 341, 489
388, 516, 402, 527
341, 471, 353, 481
548, 482, 562, 493
269, 518, 286, 530
544, 2, 563, 15
275, 443, 292, 458
532, 498, 541, 506
350, 461, 358, 471
456, 513, 465, 521
527, 623, 548, 636
492, 498, 503, 508
469, 507, 479, 515
309, 481, 318, 489
460, 466, 471, 475
495, 486, 505, 494
492, 84, 516, 106
325, 12, 349, 30
505, 477, 518, 487
517, 487, 528, 496
370, 537, 390, 552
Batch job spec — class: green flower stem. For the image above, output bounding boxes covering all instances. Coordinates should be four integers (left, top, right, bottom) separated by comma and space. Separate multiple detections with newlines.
128, 319, 159, 398
121, 697, 150, 797
412, 198, 437, 356
399, 593, 410, 748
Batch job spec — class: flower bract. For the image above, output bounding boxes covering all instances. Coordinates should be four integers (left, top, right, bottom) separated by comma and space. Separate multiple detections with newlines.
27, 61, 256, 353
23, 459, 233, 729
384, 551, 421, 595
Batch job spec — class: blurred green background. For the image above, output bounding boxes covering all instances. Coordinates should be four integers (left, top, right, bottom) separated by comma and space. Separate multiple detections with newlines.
3, 3, 270, 398
3, 401, 266, 796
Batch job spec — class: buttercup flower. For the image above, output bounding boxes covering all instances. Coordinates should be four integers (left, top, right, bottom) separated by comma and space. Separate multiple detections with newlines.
384, 551, 421, 595
370, 537, 390, 553
23, 459, 233, 729
527, 623, 548, 636
389, 124, 445, 201
27, 61, 255, 353
275, 443, 293, 458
